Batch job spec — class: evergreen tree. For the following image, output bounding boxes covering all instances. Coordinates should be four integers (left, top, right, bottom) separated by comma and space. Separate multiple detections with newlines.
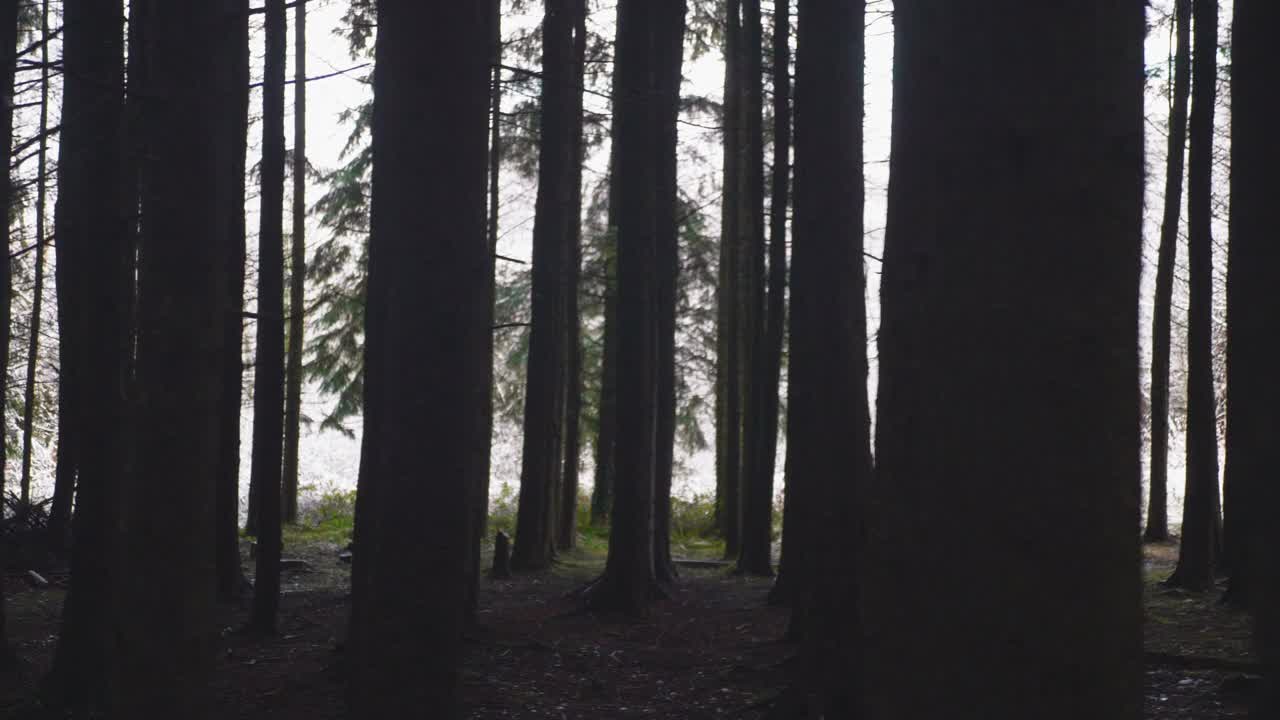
282, 0, 308, 526
0, 0, 21, 670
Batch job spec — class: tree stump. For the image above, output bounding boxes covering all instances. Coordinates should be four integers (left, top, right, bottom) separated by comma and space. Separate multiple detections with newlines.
491, 530, 512, 579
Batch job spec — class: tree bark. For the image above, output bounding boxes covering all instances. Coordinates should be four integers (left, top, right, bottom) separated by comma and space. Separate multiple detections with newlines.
557, 0, 589, 553
44, 0, 130, 708
652, 0, 686, 586
1166, 0, 1220, 594
591, 75, 622, 527
0, 0, 22, 670
583, 0, 686, 615
714, 0, 742, 555
1221, 0, 1277, 616
215, 0, 251, 604
867, 2, 1145, 717
511, 0, 578, 572
1144, 0, 1191, 545
345, 4, 491, 716
18, 0, 51, 507
48, 377, 76, 555
116, 0, 227, 713
248, 0, 288, 635
784, 0, 871, 710
281, 0, 307, 526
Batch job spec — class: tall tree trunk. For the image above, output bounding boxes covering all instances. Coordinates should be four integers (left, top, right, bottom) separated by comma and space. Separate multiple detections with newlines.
345, 3, 491, 716
715, 0, 743, 558
590, 81, 622, 527
18, 0, 51, 507
1221, 0, 1276, 614
215, 0, 251, 604
116, 0, 226, 713
0, 0, 22, 670
467, 0, 503, 626
557, 0, 588, 553
652, 0, 685, 586
249, 0, 288, 634
1144, 0, 1191, 545
45, 0, 130, 708
867, 2, 1144, 717
511, 0, 578, 572
763, 0, 792, 602
735, 0, 774, 577
784, 0, 871, 710
1166, 0, 1220, 593
48, 358, 77, 554
583, 0, 686, 615
282, 0, 307, 526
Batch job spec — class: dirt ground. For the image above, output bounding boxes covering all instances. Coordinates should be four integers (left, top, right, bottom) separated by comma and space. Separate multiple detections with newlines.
0, 539, 1259, 718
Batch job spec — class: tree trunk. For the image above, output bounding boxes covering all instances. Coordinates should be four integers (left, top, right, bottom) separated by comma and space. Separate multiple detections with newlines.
467, 0, 503, 626
44, 0, 130, 708
116, 0, 226, 713
763, 0, 792, 602
590, 87, 622, 527
18, 0, 51, 507
511, 0, 578, 572
583, 0, 685, 615
867, 2, 1145, 717
248, 0, 288, 634
557, 0, 588, 553
1144, 0, 1191, 546
1166, 0, 1220, 594
345, 4, 491, 716
281, 0, 307, 526
735, 0, 775, 578
48, 367, 77, 554
783, 0, 872, 711
215, 0, 251, 604
652, 0, 685, 586
0, 0, 21, 670
716, 0, 744, 559
1221, 0, 1276, 615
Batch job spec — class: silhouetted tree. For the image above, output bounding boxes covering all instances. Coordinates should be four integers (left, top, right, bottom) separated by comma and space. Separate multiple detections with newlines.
0, 0, 21, 670
1145, 0, 1191, 545
583, 0, 686, 614
1166, 0, 1220, 593
282, 0, 308, 526
1221, 0, 1276, 612
511, 0, 580, 571
116, 0, 227, 713
867, 1, 1145, 717
247, 0, 288, 634
215, 0, 251, 604
345, 3, 492, 716
44, 0, 130, 708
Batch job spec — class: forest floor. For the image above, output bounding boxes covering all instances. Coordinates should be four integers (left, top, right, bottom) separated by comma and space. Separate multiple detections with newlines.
0, 536, 1259, 718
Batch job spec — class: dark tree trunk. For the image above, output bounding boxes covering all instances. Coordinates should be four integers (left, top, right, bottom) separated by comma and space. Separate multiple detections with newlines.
867, 2, 1144, 717
736, 0, 776, 578
281, 0, 307, 526
467, 0, 503, 626
511, 0, 578, 572
48, 381, 76, 555
44, 0, 130, 708
1166, 0, 1220, 594
558, 0, 588, 553
116, 0, 226, 713
763, 0, 792, 602
652, 0, 685, 586
1144, 0, 1191, 546
345, 4, 491, 717
583, 0, 686, 615
0, 0, 21, 670
1221, 0, 1277, 616
215, 0, 251, 604
590, 90, 622, 527
248, 0, 288, 635
714, 0, 742, 554
783, 0, 871, 710
18, 0, 51, 507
